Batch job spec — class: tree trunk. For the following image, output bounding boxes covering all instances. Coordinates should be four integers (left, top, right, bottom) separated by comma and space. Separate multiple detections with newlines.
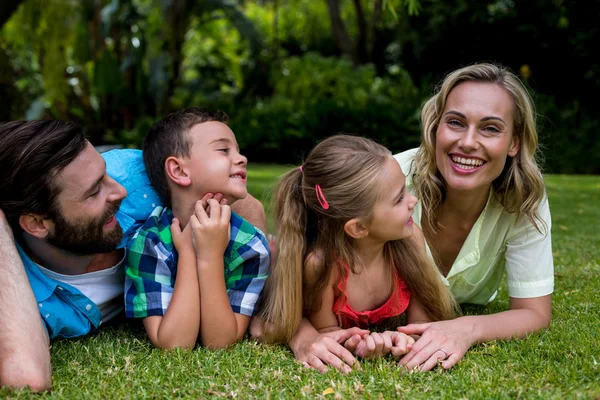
324, 0, 359, 65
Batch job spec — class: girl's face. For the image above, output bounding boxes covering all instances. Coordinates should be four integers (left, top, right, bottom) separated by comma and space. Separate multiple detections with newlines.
366, 157, 417, 242
435, 82, 519, 196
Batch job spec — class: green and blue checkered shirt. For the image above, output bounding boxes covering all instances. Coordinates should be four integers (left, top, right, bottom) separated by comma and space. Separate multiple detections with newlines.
124, 206, 270, 318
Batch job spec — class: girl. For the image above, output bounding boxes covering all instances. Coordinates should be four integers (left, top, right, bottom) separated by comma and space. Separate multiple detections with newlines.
257, 135, 456, 358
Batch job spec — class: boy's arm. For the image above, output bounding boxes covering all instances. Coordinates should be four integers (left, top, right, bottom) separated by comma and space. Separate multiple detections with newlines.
197, 258, 249, 348
191, 199, 240, 349
126, 217, 200, 350
144, 229, 200, 349
193, 202, 271, 349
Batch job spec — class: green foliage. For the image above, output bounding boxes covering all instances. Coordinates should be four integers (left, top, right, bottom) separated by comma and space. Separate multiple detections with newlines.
230, 53, 421, 163
1, 0, 598, 172
536, 94, 600, 174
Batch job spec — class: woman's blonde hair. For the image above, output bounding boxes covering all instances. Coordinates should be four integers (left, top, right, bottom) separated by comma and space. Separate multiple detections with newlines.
257, 135, 456, 343
415, 62, 546, 233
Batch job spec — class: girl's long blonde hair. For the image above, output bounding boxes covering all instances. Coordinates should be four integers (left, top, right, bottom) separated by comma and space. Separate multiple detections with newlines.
415, 63, 547, 234
258, 135, 456, 343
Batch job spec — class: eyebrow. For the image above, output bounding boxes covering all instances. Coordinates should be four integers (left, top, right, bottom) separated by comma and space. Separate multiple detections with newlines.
444, 111, 505, 124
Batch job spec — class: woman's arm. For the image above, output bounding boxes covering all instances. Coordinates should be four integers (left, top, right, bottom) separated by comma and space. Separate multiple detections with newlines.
397, 294, 551, 371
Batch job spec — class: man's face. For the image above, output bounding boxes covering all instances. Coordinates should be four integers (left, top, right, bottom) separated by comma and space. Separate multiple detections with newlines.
46, 142, 127, 255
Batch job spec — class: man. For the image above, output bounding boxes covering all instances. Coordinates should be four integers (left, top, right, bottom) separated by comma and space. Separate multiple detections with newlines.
0, 120, 267, 390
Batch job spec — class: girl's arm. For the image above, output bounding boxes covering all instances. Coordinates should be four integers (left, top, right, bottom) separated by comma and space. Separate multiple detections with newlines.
304, 254, 339, 333
398, 294, 551, 371
306, 283, 339, 333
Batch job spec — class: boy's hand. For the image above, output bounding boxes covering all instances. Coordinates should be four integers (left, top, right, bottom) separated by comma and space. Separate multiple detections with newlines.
200, 193, 229, 209
190, 199, 231, 262
170, 217, 194, 255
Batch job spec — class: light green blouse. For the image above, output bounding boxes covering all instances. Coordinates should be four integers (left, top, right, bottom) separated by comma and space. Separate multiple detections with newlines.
394, 148, 554, 304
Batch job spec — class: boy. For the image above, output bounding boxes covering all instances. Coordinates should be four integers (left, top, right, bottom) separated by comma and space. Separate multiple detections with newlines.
125, 108, 270, 349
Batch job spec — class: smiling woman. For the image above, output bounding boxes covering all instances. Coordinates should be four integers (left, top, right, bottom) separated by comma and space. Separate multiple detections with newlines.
393, 62, 552, 371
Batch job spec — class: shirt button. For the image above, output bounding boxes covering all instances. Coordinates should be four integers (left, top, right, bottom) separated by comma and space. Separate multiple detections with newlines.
152, 203, 156, 207
57, 286, 64, 291
39, 303, 43, 308
143, 194, 148, 198
45, 314, 50, 318
85, 304, 92, 311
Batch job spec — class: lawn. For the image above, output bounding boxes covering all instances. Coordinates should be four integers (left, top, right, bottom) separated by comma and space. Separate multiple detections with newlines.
2, 170, 599, 399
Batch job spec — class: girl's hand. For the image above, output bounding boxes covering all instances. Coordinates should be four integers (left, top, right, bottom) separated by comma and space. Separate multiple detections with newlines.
397, 320, 473, 371
190, 199, 231, 263
293, 327, 368, 374
381, 331, 415, 358
350, 332, 392, 359
170, 217, 194, 254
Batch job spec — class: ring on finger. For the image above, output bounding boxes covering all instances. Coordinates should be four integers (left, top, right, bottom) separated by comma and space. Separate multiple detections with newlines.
436, 348, 449, 359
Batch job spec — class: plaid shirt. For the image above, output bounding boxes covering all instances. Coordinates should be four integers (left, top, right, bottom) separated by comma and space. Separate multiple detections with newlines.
125, 206, 270, 318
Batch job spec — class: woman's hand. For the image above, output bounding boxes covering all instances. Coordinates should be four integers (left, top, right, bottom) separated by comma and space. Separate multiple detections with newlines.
397, 319, 475, 371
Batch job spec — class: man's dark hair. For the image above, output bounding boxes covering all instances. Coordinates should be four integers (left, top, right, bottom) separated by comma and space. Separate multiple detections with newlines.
0, 120, 88, 232
143, 107, 229, 205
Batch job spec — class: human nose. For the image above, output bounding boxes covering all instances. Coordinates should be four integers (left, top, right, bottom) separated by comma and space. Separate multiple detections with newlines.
106, 176, 127, 202
408, 193, 418, 210
458, 126, 479, 152
235, 151, 247, 168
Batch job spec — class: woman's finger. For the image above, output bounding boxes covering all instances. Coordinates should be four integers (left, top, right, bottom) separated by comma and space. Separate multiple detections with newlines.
419, 349, 448, 372
441, 352, 462, 370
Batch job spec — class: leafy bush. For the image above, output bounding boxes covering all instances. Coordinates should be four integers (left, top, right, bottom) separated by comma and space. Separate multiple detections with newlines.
229, 53, 422, 163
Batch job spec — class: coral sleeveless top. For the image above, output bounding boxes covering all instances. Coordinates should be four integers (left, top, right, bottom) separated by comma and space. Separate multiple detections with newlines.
333, 265, 411, 329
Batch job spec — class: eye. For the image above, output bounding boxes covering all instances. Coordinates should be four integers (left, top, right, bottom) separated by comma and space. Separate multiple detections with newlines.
89, 187, 101, 198
447, 119, 464, 128
396, 194, 404, 204
218, 147, 230, 154
482, 125, 501, 133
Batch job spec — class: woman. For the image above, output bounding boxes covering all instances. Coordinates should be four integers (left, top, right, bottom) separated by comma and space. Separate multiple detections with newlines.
283, 62, 553, 372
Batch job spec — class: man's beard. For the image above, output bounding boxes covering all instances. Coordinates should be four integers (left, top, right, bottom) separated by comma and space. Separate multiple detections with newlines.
46, 201, 123, 256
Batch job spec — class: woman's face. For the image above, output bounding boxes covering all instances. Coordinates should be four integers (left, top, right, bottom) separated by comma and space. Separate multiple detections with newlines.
435, 81, 520, 195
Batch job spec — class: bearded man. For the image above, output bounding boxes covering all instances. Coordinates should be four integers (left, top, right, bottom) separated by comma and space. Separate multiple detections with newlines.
0, 120, 266, 391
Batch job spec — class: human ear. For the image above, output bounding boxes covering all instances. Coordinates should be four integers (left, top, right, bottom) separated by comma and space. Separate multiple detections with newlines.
344, 218, 369, 239
19, 214, 51, 239
165, 156, 191, 187
508, 135, 520, 157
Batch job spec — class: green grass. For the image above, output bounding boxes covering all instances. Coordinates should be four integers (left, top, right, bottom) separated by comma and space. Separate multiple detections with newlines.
2, 170, 599, 399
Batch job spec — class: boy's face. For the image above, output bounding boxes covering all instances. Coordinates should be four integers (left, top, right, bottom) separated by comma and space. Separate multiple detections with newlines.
184, 121, 248, 203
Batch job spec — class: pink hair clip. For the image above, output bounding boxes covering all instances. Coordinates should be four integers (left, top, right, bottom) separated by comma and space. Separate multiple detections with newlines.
299, 165, 303, 173
315, 184, 330, 210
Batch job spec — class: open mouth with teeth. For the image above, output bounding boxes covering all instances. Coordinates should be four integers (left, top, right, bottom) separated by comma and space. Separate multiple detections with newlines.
230, 172, 247, 180
450, 155, 486, 170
